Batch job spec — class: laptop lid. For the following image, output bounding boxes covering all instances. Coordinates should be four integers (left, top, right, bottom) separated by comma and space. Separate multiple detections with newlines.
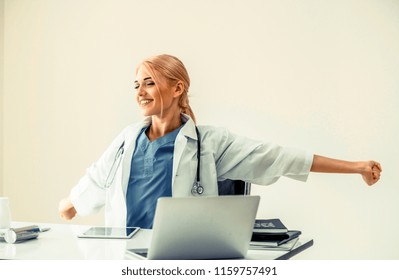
146, 195, 260, 260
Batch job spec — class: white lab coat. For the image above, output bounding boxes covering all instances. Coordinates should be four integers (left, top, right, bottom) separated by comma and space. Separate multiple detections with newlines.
70, 114, 313, 227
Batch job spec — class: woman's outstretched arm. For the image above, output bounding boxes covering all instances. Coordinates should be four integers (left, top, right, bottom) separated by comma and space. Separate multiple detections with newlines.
310, 155, 382, 186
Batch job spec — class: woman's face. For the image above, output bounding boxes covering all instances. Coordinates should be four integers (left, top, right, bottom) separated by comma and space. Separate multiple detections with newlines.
134, 66, 178, 118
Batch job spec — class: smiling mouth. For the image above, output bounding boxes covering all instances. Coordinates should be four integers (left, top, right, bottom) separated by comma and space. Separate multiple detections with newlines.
140, 99, 153, 106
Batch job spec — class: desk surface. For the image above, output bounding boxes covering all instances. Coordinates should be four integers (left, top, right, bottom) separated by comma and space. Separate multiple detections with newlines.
0, 222, 313, 260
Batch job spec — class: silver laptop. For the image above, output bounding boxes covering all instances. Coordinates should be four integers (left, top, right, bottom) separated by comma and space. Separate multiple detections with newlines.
126, 195, 260, 260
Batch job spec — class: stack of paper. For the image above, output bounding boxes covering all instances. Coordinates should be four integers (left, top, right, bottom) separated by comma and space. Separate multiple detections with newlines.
250, 237, 299, 251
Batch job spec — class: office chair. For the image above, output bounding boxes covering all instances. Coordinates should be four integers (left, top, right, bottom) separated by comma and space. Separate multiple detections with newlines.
217, 179, 251, 196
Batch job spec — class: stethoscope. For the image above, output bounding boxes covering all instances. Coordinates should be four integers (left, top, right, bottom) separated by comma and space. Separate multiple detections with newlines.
104, 141, 125, 188
103, 127, 204, 196
191, 127, 204, 196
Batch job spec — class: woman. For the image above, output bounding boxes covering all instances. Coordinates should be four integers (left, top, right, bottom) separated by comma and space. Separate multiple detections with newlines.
59, 54, 382, 228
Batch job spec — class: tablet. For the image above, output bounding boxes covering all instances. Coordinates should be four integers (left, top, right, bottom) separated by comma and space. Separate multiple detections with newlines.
126, 248, 148, 260
77, 227, 140, 239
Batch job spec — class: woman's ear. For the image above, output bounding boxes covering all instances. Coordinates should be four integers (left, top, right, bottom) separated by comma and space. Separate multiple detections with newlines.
173, 81, 184, 98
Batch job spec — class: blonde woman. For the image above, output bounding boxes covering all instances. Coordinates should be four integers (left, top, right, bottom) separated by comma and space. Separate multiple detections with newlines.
59, 54, 382, 228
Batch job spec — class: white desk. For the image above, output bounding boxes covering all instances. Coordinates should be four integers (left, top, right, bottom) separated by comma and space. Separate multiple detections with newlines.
0, 222, 313, 260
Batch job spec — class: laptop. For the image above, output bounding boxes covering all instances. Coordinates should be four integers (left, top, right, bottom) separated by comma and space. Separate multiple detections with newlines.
126, 195, 260, 260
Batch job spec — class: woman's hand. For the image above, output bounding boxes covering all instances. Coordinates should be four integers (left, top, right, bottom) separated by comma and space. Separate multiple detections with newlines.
58, 197, 77, 220
360, 161, 382, 186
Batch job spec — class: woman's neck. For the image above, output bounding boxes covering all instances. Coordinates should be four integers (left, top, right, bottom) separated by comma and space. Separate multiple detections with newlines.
147, 113, 182, 141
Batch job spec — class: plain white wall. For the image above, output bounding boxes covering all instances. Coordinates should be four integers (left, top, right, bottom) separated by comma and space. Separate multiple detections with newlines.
0, 0, 3, 197
3, 0, 399, 259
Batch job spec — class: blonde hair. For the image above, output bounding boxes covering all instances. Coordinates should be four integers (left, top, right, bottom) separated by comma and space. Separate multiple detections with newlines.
136, 54, 196, 123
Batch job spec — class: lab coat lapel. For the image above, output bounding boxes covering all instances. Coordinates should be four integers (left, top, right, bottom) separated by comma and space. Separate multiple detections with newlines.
172, 114, 197, 187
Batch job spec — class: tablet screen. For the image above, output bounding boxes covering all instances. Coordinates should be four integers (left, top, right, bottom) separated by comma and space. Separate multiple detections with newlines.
78, 227, 140, 239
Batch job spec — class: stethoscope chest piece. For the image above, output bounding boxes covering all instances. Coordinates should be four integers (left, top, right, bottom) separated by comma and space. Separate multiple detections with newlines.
191, 181, 204, 196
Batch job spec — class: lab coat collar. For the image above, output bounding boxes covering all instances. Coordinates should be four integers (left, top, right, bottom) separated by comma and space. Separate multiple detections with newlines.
179, 113, 198, 140
139, 113, 198, 141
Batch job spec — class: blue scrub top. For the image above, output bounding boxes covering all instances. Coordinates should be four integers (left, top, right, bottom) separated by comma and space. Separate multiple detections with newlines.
126, 125, 182, 229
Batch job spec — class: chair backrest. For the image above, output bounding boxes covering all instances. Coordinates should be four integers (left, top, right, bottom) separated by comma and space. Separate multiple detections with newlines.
218, 179, 251, 196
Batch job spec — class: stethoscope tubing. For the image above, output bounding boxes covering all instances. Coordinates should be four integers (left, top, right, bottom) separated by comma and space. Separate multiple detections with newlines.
195, 126, 201, 184
104, 141, 125, 188
192, 126, 204, 195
